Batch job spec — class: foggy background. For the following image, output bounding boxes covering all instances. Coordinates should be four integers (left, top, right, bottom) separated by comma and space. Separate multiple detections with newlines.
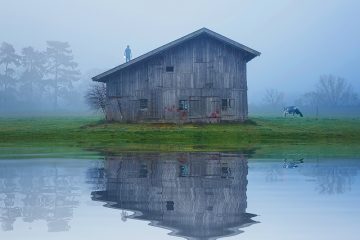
1, 0, 359, 116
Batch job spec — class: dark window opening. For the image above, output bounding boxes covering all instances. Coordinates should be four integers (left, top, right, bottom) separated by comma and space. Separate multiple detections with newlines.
179, 165, 190, 177
166, 201, 174, 211
179, 100, 189, 111
139, 99, 148, 110
222, 99, 228, 111
221, 99, 234, 111
221, 166, 232, 178
205, 83, 213, 88
166, 66, 174, 72
139, 164, 148, 178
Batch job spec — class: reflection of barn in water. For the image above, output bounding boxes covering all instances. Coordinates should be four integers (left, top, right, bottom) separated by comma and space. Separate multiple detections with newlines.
91, 152, 258, 240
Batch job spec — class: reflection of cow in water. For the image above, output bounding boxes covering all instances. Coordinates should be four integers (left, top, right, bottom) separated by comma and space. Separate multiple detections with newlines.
283, 106, 303, 117
283, 158, 304, 169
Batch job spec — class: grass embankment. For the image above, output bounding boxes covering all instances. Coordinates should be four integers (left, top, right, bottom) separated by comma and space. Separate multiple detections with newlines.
0, 116, 360, 157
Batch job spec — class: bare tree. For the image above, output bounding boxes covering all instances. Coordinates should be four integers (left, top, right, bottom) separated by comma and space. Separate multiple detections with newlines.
315, 75, 358, 106
299, 75, 358, 107
85, 83, 107, 116
262, 88, 285, 107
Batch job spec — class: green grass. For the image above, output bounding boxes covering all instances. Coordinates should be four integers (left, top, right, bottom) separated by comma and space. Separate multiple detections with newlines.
1, 116, 360, 157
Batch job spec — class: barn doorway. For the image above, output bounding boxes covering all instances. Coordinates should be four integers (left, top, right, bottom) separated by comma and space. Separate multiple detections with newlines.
189, 97, 201, 118
107, 97, 123, 121
151, 89, 163, 119
205, 97, 221, 122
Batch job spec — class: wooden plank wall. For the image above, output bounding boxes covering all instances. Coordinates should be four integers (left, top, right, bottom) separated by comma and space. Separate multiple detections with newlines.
105, 36, 248, 122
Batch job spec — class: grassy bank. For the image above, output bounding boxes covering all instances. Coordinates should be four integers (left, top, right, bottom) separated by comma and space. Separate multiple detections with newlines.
1, 116, 360, 157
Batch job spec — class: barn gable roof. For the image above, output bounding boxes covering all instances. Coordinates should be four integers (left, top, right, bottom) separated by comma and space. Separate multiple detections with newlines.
93, 28, 261, 82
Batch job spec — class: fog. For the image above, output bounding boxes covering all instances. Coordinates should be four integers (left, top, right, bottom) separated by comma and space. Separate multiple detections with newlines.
0, 0, 359, 115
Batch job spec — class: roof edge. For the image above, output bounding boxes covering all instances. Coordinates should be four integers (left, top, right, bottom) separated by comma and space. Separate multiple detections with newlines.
93, 28, 260, 82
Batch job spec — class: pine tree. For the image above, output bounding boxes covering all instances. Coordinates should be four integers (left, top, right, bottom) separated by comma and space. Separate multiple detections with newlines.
45, 41, 80, 109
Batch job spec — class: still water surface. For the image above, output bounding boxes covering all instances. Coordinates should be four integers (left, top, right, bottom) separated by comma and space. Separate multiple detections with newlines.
0, 152, 359, 240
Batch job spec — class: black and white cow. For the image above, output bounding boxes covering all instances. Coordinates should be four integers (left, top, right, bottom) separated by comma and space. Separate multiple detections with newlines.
283, 106, 303, 117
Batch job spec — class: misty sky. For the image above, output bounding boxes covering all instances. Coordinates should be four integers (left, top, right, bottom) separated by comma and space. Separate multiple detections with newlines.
1, 0, 359, 103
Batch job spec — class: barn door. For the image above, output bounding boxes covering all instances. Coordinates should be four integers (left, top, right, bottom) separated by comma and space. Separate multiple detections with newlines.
189, 97, 201, 118
106, 97, 123, 121
151, 89, 162, 119
205, 97, 221, 121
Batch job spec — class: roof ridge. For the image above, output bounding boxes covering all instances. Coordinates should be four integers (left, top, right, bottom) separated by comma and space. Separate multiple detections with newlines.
93, 28, 260, 82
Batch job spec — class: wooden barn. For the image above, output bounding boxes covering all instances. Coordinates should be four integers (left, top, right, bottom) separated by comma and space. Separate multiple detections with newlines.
93, 28, 260, 122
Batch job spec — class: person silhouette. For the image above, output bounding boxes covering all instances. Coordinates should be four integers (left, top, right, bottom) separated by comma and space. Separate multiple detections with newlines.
124, 45, 132, 62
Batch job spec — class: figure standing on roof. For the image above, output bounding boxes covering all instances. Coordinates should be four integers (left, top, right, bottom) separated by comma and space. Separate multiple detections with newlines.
124, 45, 132, 62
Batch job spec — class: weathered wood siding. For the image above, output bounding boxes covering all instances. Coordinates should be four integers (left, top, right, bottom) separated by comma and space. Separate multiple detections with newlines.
106, 35, 249, 122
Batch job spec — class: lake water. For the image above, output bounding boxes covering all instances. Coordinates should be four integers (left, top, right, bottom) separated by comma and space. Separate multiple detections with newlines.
0, 152, 359, 240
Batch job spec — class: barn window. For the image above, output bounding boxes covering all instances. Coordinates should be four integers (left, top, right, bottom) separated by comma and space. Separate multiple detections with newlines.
139, 99, 148, 110
179, 100, 189, 111
221, 99, 233, 111
139, 164, 148, 178
166, 66, 174, 72
205, 83, 213, 88
166, 201, 174, 211
206, 206, 214, 211
179, 165, 190, 177
221, 166, 232, 178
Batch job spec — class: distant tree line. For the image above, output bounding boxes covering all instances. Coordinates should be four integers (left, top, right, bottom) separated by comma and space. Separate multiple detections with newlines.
262, 88, 285, 107
262, 75, 359, 108
296, 75, 359, 107
0, 41, 85, 112
258, 75, 359, 117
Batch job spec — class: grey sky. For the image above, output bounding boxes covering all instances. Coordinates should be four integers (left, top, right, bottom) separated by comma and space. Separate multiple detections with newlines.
1, 0, 359, 103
